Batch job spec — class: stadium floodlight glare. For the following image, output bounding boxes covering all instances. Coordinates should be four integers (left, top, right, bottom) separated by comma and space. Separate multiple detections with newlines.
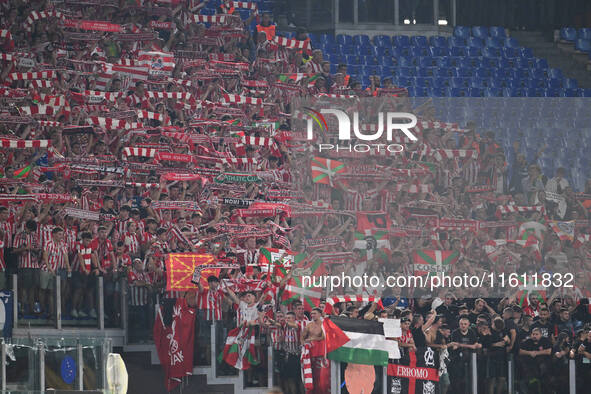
438, 19, 448, 25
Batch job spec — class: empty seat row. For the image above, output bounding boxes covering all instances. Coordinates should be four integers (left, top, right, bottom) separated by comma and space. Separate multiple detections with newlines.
407, 86, 585, 98
560, 27, 591, 42
379, 76, 576, 90
328, 55, 546, 69
313, 35, 521, 50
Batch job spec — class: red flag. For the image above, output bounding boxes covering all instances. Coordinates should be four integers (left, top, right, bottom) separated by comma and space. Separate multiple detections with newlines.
165, 253, 217, 291
153, 298, 196, 391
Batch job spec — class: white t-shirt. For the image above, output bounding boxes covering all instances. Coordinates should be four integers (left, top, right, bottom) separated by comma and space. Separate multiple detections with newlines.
238, 301, 259, 326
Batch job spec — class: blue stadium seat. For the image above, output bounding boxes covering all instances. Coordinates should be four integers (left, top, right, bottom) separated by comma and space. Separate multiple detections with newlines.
466, 47, 482, 57
353, 34, 370, 46
575, 39, 591, 53
449, 87, 470, 97
467, 37, 484, 48
340, 44, 355, 55
486, 37, 503, 48
470, 77, 488, 88
491, 79, 510, 88
397, 46, 411, 57
535, 58, 549, 69
547, 78, 563, 89
548, 68, 563, 79
408, 86, 429, 96
433, 77, 451, 88
493, 68, 512, 79
410, 46, 430, 57
472, 26, 489, 39
482, 47, 501, 57
336, 34, 353, 46
373, 35, 391, 47
398, 57, 417, 67
503, 48, 520, 58
489, 27, 507, 39
397, 67, 417, 77
503, 87, 526, 97
454, 26, 471, 39
544, 88, 561, 97
560, 27, 577, 42
345, 54, 360, 64
461, 57, 482, 68
521, 48, 534, 58
509, 78, 527, 88
430, 36, 449, 48
414, 77, 434, 87
348, 65, 361, 75
411, 36, 428, 47
580, 88, 591, 97
480, 57, 496, 68
512, 68, 530, 79
451, 47, 467, 56
417, 67, 435, 77
516, 57, 535, 68
448, 57, 461, 67
363, 65, 380, 75
393, 35, 411, 47
451, 77, 471, 88
420, 57, 438, 67
469, 87, 484, 96
357, 44, 375, 56
396, 76, 413, 87
436, 58, 452, 68
498, 58, 512, 69
362, 56, 378, 65
319, 34, 336, 45
561, 88, 580, 97
475, 68, 493, 78
329, 64, 337, 74
430, 47, 450, 57
323, 42, 339, 54
504, 38, 520, 48
449, 36, 467, 47
579, 28, 591, 41
564, 78, 578, 89
530, 68, 548, 79
429, 86, 448, 97
378, 56, 394, 67
457, 68, 474, 77
484, 87, 503, 97
527, 79, 546, 89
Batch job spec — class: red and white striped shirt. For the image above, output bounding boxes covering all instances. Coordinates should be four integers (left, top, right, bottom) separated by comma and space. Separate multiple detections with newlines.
128, 269, 150, 306
0, 220, 14, 248
197, 288, 224, 321
13, 231, 40, 269
124, 232, 141, 256
75, 242, 95, 272
37, 223, 55, 247
43, 240, 68, 271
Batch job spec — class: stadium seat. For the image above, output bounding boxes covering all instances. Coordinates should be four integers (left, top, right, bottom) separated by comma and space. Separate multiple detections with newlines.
466, 47, 482, 57
489, 27, 507, 39
430, 36, 449, 48
429, 47, 450, 57
429, 86, 448, 97
449, 87, 470, 97
472, 26, 489, 39
504, 38, 520, 48
451, 77, 471, 88
561, 88, 580, 97
544, 88, 561, 97
410, 46, 430, 57
408, 86, 429, 96
504, 87, 526, 97
560, 27, 577, 42
363, 56, 379, 65
449, 36, 467, 47
393, 35, 411, 47
485, 37, 503, 48
457, 68, 474, 77
579, 28, 591, 41
417, 67, 435, 77
433, 77, 451, 88
484, 87, 503, 96
580, 88, 591, 97
471, 77, 489, 88
564, 78, 578, 89
493, 68, 513, 79
461, 57, 482, 68
448, 57, 461, 67
548, 68, 563, 79
469, 87, 484, 97
353, 34, 370, 46
411, 36, 428, 47
396, 76, 413, 87
503, 48, 520, 58
414, 77, 434, 87
377, 56, 394, 67
521, 48, 534, 58
340, 44, 355, 55
467, 37, 484, 48
397, 67, 417, 77
436, 57, 452, 68
491, 79, 510, 88
530, 68, 548, 79
373, 35, 391, 47
575, 39, 591, 53
451, 47, 467, 56
475, 68, 493, 78
516, 57, 536, 68
454, 26, 471, 39
527, 79, 546, 89
345, 54, 360, 64
336, 34, 353, 46
547, 78, 563, 89
482, 47, 501, 57
512, 68, 530, 79
420, 57, 438, 67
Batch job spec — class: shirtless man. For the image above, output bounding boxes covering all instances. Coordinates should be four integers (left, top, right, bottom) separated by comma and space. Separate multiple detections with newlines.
301, 308, 330, 394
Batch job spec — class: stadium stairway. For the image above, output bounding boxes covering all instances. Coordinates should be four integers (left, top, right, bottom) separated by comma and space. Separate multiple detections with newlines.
512, 30, 591, 88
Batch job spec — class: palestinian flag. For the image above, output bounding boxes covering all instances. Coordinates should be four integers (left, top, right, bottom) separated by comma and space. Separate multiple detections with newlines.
281, 253, 325, 311
258, 247, 297, 280
219, 325, 259, 370
354, 212, 391, 259
278, 73, 320, 87
13, 164, 32, 179
324, 316, 400, 366
516, 276, 547, 309
311, 157, 345, 187
388, 348, 440, 394
412, 250, 458, 276
549, 220, 575, 241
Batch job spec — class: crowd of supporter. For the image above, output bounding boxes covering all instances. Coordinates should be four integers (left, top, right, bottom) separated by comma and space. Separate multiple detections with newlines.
1, 1, 591, 393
